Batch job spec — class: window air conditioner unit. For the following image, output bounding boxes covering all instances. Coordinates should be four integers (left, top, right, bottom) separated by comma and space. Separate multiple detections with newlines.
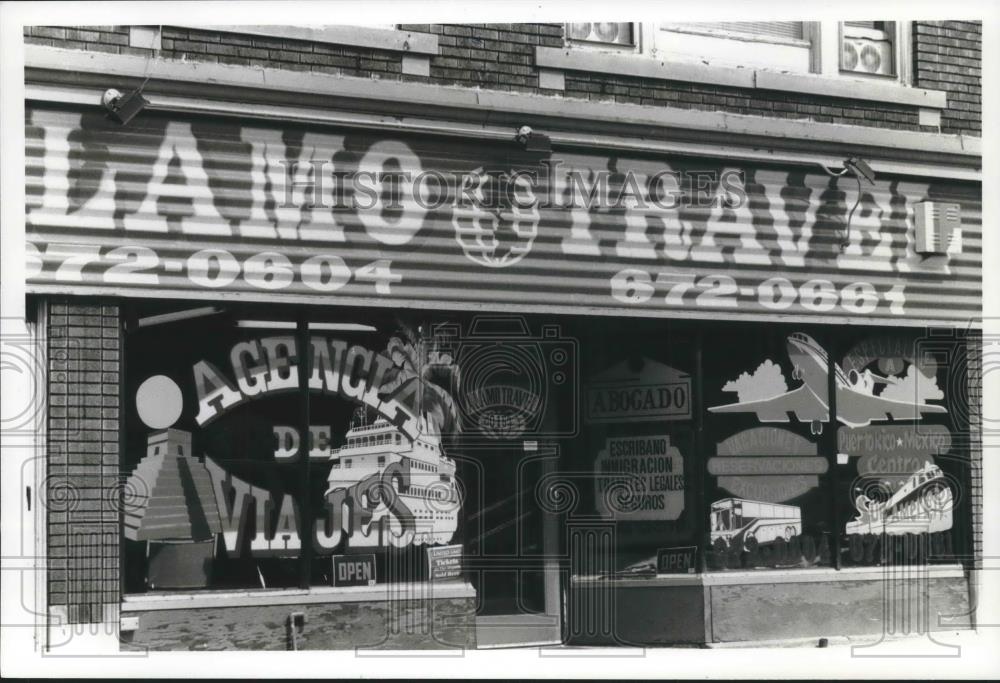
914, 202, 962, 256
841, 37, 894, 76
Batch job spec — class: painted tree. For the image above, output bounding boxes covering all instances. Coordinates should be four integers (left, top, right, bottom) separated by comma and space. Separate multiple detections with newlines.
378, 318, 463, 437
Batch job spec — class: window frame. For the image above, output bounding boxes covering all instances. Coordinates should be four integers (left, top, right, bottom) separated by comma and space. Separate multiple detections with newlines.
836, 20, 907, 83
564, 22, 639, 53
561, 20, 910, 86
640, 21, 819, 74
653, 22, 811, 46
542, 20, 935, 107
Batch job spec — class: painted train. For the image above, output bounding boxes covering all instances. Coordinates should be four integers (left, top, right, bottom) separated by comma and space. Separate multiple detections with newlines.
846, 461, 953, 536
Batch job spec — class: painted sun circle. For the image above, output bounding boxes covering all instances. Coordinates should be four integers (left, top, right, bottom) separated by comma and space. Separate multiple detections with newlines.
136, 375, 183, 429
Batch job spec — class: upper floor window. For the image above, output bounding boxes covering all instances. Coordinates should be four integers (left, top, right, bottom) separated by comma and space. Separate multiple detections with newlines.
650, 21, 814, 72
840, 21, 896, 77
564, 21, 908, 84
566, 22, 635, 49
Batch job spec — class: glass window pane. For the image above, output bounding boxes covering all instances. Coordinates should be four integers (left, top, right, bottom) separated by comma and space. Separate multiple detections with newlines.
841, 22, 895, 76
833, 330, 966, 568
703, 328, 833, 571
123, 304, 468, 593
566, 22, 634, 46
661, 21, 805, 41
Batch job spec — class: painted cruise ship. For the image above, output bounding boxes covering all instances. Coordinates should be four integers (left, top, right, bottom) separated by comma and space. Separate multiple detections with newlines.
325, 412, 461, 545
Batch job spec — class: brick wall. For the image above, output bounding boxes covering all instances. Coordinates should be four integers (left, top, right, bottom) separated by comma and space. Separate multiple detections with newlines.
47, 301, 121, 624
913, 21, 982, 136
560, 72, 920, 130
23, 22, 982, 137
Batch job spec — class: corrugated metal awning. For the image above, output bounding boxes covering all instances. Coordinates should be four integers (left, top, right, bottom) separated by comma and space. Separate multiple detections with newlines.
25, 106, 981, 327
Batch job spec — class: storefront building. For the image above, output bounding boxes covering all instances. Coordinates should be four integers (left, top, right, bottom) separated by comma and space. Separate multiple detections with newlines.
16, 20, 982, 649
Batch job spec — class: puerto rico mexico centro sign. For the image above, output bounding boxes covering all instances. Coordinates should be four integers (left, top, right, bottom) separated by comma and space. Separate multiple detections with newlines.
25, 106, 981, 324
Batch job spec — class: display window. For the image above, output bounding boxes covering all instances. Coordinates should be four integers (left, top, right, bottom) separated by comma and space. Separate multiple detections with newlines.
121, 302, 971, 595
556, 319, 698, 574
831, 329, 971, 568
701, 325, 970, 571
122, 304, 469, 593
702, 328, 835, 570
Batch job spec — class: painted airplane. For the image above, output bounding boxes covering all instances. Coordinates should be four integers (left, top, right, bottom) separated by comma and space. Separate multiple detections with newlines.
708, 332, 947, 434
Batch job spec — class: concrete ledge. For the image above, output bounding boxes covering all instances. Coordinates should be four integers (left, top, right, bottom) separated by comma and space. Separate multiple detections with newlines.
24, 46, 979, 165
704, 631, 972, 649
122, 581, 476, 612
571, 564, 967, 588
708, 575, 972, 643
702, 564, 967, 586
569, 569, 971, 646
122, 594, 477, 650
170, 24, 439, 55
537, 46, 949, 109
536, 47, 756, 90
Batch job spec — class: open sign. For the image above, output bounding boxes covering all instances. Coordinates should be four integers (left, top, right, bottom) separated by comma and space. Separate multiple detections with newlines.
656, 546, 697, 574
332, 554, 377, 587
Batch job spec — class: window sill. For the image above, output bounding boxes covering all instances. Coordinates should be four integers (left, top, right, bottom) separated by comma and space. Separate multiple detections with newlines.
121, 581, 476, 612
570, 564, 967, 588
536, 46, 948, 109
657, 26, 812, 48
170, 24, 439, 55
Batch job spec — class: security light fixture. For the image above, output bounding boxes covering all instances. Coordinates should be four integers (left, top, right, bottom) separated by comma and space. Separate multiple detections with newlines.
514, 125, 552, 153
843, 157, 876, 185
819, 156, 877, 251
102, 87, 148, 125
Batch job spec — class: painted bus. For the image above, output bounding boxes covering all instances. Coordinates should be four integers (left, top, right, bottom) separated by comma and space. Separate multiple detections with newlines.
710, 498, 802, 552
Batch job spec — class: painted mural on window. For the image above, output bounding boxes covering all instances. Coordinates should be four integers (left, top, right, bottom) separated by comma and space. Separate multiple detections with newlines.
704, 332, 834, 570
122, 307, 464, 592
704, 329, 963, 571
834, 333, 963, 567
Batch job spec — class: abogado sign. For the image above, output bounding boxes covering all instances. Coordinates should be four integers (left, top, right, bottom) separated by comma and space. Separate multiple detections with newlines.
587, 357, 691, 423
25, 107, 981, 324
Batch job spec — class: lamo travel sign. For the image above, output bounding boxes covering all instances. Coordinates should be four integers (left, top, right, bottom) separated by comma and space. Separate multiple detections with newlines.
25, 107, 981, 325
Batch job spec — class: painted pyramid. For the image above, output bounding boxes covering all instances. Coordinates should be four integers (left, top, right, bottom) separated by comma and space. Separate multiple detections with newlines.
124, 428, 222, 542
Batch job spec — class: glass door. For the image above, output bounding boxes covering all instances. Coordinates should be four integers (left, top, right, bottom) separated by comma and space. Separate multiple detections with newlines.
462, 442, 561, 648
